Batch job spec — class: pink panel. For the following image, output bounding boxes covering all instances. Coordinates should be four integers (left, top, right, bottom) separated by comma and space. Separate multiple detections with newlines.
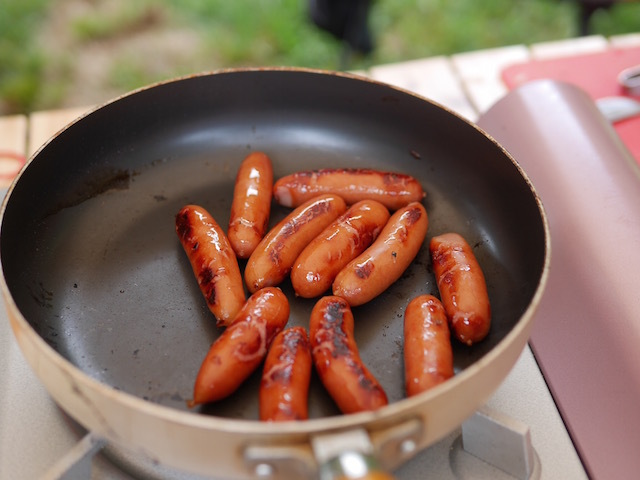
478, 80, 640, 480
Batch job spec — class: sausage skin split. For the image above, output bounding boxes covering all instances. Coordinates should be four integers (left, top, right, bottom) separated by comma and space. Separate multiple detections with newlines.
430, 232, 491, 346
175, 204, 246, 327
309, 296, 388, 414
228, 151, 273, 259
291, 199, 390, 298
332, 201, 429, 307
188, 287, 290, 408
259, 326, 312, 421
273, 168, 425, 211
404, 294, 454, 397
244, 193, 347, 293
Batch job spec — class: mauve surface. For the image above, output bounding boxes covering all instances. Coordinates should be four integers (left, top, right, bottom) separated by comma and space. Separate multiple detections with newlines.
478, 79, 640, 480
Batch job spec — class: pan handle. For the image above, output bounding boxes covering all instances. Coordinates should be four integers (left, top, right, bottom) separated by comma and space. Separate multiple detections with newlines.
243, 419, 422, 478
312, 429, 397, 480
317, 450, 396, 480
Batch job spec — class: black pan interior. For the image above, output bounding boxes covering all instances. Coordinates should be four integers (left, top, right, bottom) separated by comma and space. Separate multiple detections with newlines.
1, 69, 546, 419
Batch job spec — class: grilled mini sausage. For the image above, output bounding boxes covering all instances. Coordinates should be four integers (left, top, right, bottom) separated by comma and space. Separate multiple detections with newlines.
244, 194, 347, 293
404, 294, 454, 397
273, 168, 425, 210
176, 204, 245, 327
188, 287, 289, 407
332, 202, 428, 306
228, 152, 273, 259
259, 326, 312, 421
291, 200, 390, 298
309, 296, 388, 414
430, 232, 491, 346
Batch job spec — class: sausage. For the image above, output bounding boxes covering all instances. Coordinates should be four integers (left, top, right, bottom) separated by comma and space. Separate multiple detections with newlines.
404, 294, 454, 397
228, 152, 273, 259
175, 205, 246, 327
332, 201, 428, 306
259, 326, 312, 421
429, 232, 491, 346
309, 296, 388, 414
188, 287, 290, 407
291, 200, 390, 298
244, 194, 347, 293
273, 168, 425, 210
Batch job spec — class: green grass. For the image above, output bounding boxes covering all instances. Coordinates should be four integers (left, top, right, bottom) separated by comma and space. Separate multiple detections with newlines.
1, 0, 639, 114
71, 2, 163, 41
161, 0, 579, 67
0, 0, 49, 112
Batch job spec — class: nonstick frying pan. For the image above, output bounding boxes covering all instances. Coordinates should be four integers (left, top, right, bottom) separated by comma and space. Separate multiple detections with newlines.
0, 68, 549, 479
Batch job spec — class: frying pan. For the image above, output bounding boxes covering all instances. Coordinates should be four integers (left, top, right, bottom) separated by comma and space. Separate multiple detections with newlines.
0, 68, 549, 479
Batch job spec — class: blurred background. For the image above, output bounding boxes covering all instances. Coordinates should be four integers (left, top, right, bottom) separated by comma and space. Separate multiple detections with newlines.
1, 0, 639, 115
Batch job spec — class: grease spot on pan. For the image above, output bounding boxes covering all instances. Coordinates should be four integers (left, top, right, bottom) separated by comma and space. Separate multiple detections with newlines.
44, 168, 137, 217
28, 281, 53, 308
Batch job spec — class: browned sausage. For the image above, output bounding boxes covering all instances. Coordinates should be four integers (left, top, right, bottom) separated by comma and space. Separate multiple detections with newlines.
291, 200, 390, 298
404, 294, 454, 397
273, 168, 425, 210
228, 152, 273, 259
175, 204, 245, 327
188, 287, 290, 408
244, 194, 347, 293
430, 232, 491, 346
309, 296, 388, 414
259, 326, 312, 421
332, 202, 428, 306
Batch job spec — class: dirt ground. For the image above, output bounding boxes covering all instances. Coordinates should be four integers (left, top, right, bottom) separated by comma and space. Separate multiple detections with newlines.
37, 0, 211, 111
